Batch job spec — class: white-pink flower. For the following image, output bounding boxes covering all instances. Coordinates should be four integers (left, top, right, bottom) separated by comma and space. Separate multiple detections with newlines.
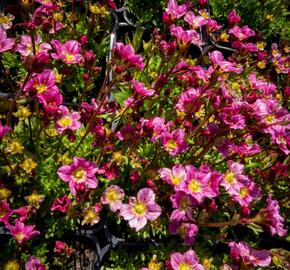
55, 106, 81, 134
120, 188, 161, 231
101, 185, 125, 212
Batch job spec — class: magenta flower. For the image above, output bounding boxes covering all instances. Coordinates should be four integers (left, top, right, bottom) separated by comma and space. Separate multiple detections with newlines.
184, 12, 208, 29
162, 0, 187, 24
0, 121, 11, 139
220, 102, 246, 130
25, 256, 46, 270
55, 106, 81, 134
16, 35, 51, 56
160, 129, 189, 156
228, 11, 241, 25
51, 195, 71, 213
159, 164, 186, 188
257, 194, 287, 237
51, 40, 83, 64
0, 28, 15, 53
170, 25, 203, 48
151, 117, 173, 142
131, 80, 155, 97
120, 188, 161, 231
206, 19, 222, 32
24, 69, 59, 98
170, 250, 204, 270
170, 191, 196, 221
248, 73, 276, 95
209, 51, 242, 73
101, 185, 125, 212
0, 201, 13, 225
57, 157, 98, 196
38, 89, 63, 117
169, 221, 198, 245
229, 241, 271, 267
54, 240, 74, 256
179, 165, 215, 203
175, 88, 201, 113
113, 42, 144, 70
8, 222, 40, 244
229, 25, 255, 41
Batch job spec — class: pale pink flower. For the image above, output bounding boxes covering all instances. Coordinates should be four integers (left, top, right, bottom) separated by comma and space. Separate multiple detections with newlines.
120, 188, 161, 231
159, 164, 186, 188
51, 40, 83, 64
57, 157, 98, 196
101, 185, 125, 212
55, 106, 81, 134
184, 12, 207, 29
0, 28, 15, 52
16, 35, 51, 56
0, 13, 14, 30
229, 241, 271, 267
8, 222, 40, 244
170, 250, 204, 270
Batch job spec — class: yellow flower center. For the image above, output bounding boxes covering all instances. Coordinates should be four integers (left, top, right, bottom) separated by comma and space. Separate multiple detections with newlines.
0, 209, 5, 218
224, 172, 236, 184
166, 140, 177, 151
171, 175, 182, 186
0, 16, 10, 24
15, 232, 24, 242
59, 117, 72, 127
73, 168, 86, 182
265, 115, 275, 124
4, 260, 20, 270
133, 202, 147, 216
65, 53, 74, 62
179, 262, 191, 270
107, 190, 118, 202
35, 84, 47, 94
180, 198, 189, 210
188, 179, 201, 193
239, 187, 249, 198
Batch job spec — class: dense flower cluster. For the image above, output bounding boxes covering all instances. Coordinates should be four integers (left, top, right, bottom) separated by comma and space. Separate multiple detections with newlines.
0, 0, 288, 269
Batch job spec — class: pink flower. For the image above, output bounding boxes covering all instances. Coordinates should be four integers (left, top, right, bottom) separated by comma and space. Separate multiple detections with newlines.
120, 188, 161, 231
209, 51, 243, 73
170, 25, 203, 48
23, 69, 59, 98
38, 89, 63, 117
257, 194, 287, 237
170, 250, 204, 270
162, 0, 187, 24
0, 121, 11, 139
170, 191, 196, 221
51, 40, 83, 64
8, 222, 40, 244
51, 195, 71, 213
55, 106, 81, 134
220, 102, 246, 130
175, 88, 202, 113
179, 165, 215, 203
0, 13, 14, 30
151, 117, 173, 142
248, 73, 276, 95
229, 25, 255, 41
228, 11, 241, 25
206, 19, 222, 32
113, 42, 144, 70
169, 221, 198, 245
221, 161, 250, 195
0, 28, 15, 52
54, 240, 74, 256
25, 256, 46, 270
160, 129, 189, 156
57, 157, 98, 196
101, 185, 125, 212
229, 241, 271, 267
0, 201, 13, 225
131, 80, 155, 97
159, 164, 186, 188
184, 12, 207, 29
16, 35, 51, 56
267, 125, 290, 155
